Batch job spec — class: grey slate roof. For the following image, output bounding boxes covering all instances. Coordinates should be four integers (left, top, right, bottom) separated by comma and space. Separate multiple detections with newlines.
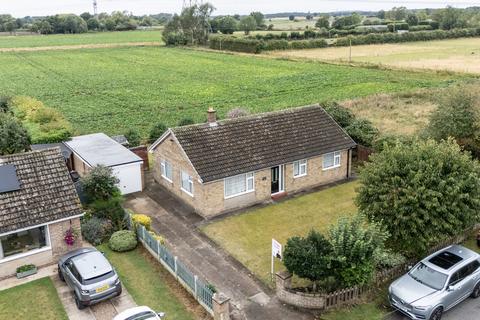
0, 148, 83, 234
31, 142, 72, 160
64, 133, 142, 167
171, 104, 356, 183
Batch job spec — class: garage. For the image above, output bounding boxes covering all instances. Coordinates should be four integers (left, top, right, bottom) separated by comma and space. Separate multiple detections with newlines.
65, 133, 144, 195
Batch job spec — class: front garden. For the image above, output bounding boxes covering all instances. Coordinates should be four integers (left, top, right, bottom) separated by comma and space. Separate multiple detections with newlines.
0, 277, 68, 319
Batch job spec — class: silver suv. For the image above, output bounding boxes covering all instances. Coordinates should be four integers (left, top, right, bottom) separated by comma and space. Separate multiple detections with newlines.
389, 245, 480, 320
58, 247, 122, 309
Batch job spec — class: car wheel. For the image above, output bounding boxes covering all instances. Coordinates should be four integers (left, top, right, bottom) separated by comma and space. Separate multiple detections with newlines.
429, 307, 443, 320
58, 266, 65, 282
117, 285, 123, 297
75, 294, 86, 310
472, 282, 480, 298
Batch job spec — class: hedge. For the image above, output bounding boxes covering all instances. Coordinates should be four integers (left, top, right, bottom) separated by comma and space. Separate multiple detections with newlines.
335, 28, 480, 47
210, 28, 480, 54
209, 36, 263, 53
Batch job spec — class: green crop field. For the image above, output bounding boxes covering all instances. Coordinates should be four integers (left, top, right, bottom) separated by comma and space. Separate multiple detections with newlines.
0, 46, 463, 137
0, 30, 162, 48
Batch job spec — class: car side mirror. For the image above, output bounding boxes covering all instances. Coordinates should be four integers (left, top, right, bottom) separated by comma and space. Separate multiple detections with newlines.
157, 312, 166, 318
447, 285, 455, 292
407, 265, 413, 271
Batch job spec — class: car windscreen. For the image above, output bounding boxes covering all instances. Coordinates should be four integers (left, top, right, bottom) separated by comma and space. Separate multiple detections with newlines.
409, 262, 448, 290
82, 270, 116, 285
125, 311, 158, 320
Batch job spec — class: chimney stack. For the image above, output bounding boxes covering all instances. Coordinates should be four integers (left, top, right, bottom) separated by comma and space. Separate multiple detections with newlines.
207, 107, 217, 127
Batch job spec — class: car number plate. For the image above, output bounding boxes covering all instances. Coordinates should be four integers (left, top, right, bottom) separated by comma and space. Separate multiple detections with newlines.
96, 285, 109, 293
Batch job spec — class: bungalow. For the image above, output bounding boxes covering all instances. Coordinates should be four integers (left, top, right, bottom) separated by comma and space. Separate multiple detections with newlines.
0, 148, 83, 278
148, 105, 356, 218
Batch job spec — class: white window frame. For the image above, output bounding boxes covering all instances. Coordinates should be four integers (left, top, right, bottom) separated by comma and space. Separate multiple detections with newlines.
293, 159, 307, 178
224, 172, 255, 199
180, 170, 194, 197
160, 159, 173, 183
323, 151, 342, 170
0, 224, 51, 263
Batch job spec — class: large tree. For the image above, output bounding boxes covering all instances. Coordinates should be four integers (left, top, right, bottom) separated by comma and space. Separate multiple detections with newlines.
162, 3, 215, 45
425, 86, 480, 155
250, 11, 264, 28
0, 113, 31, 155
315, 15, 330, 29
357, 138, 480, 256
239, 16, 257, 35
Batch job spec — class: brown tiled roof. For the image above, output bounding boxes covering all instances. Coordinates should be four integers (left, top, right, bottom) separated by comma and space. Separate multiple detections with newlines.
0, 148, 83, 234
171, 105, 356, 183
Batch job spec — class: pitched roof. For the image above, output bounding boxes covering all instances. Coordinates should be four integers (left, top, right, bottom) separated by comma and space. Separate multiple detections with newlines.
162, 104, 356, 183
0, 148, 83, 234
64, 133, 142, 167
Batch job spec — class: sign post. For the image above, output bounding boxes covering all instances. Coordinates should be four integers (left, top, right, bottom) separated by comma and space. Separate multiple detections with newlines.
271, 238, 282, 281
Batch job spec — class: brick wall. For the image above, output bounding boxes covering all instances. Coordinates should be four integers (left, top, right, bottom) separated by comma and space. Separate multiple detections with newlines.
49, 218, 83, 259
129, 146, 149, 171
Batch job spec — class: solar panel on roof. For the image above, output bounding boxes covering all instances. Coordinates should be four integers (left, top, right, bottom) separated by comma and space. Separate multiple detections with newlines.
0, 164, 21, 193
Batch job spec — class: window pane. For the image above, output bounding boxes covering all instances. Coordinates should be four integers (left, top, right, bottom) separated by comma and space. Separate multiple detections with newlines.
1, 226, 47, 258
247, 177, 254, 191
225, 174, 247, 197
165, 161, 173, 180
181, 171, 192, 193
323, 153, 334, 168
293, 161, 300, 176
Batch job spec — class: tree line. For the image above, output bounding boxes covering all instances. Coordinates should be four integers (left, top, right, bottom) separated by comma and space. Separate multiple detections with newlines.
0, 11, 171, 35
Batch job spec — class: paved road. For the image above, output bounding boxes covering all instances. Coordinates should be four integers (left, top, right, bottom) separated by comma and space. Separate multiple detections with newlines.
125, 175, 313, 320
386, 298, 480, 320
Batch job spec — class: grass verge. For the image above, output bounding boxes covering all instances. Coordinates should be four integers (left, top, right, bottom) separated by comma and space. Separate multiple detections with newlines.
0, 277, 68, 320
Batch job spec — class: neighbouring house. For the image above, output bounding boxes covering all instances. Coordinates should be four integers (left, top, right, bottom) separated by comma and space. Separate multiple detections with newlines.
64, 133, 144, 195
0, 148, 84, 278
149, 105, 356, 218
31, 142, 74, 171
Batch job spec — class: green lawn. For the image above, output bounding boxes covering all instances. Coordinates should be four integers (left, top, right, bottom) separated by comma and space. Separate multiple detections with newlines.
320, 302, 387, 320
98, 244, 198, 320
202, 181, 359, 284
0, 30, 162, 48
0, 277, 68, 320
0, 46, 462, 137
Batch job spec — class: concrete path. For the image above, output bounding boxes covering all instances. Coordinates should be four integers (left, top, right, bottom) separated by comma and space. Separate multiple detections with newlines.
52, 273, 136, 320
0, 264, 57, 290
125, 176, 313, 320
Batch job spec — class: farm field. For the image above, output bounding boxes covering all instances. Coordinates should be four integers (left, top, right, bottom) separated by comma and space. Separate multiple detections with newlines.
0, 46, 463, 137
268, 37, 480, 74
0, 30, 162, 49
269, 17, 318, 30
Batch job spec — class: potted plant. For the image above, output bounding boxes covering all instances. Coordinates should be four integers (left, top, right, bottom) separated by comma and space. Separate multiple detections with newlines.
16, 264, 37, 279
64, 227, 79, 246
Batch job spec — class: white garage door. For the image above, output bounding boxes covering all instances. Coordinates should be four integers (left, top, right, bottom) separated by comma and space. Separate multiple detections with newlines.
111, 162, 143, 195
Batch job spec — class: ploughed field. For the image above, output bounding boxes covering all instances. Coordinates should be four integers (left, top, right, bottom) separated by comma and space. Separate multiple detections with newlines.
0, 46, 461, 136
268, 37, 480, 74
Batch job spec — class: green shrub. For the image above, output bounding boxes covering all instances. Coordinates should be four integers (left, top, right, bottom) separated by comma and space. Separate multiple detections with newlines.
81, 217, 113, 245
124, 128, 142, 147
81, 165, 120, 202
345, 118, 379, 147
374, 250, 407, 269
209, 35, 264, 53
0, 113, 31, 155
0, 96, 11, 113
410, 25, 432, 32
148, 122, 167, 144
387, 23, 409, 32
90, 196, 126, 231
109, 230, 138, 252
322, 102, 355, 128
178, 117, 195, 126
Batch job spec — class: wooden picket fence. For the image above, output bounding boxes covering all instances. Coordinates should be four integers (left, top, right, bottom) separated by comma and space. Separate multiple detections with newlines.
322, 226, 479, 310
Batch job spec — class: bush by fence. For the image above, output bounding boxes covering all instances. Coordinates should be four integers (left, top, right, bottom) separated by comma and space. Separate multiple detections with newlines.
276, 225, 479, 310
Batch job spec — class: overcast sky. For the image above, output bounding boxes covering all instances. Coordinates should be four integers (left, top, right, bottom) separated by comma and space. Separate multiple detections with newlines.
1, 0, 478, 17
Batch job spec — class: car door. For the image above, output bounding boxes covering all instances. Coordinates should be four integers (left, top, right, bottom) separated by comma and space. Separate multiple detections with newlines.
65, 261, 81, 290
446, 263, 476, 309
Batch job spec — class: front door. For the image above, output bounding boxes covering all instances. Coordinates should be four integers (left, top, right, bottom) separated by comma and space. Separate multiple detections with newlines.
271, 165, 284, 194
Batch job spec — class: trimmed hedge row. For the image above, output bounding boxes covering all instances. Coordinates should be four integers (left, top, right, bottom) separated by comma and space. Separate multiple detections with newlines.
209, 36, 328, 53
210, 28, 480, 54
335, 28, 480, 46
